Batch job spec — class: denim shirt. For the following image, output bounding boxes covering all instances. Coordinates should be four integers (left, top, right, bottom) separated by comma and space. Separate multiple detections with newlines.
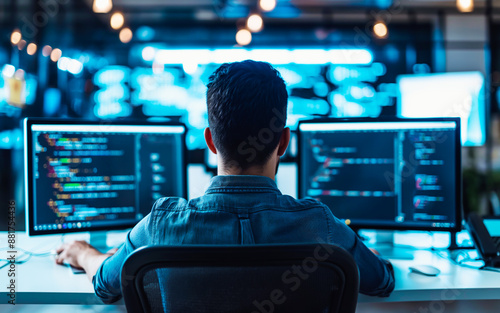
93, 175, 395, 303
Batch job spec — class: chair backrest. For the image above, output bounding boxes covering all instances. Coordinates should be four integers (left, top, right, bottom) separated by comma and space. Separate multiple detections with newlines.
121, 244, 359, 313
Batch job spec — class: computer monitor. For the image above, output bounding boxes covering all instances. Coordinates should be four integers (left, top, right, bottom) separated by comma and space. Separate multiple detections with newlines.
397, 71, 485, 146
24, 119, 187, 236
297, 118, 462, 232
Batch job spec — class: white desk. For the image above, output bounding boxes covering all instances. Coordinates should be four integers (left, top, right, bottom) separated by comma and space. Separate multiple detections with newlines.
1, 232, 500, 312
0, 232, 126, 310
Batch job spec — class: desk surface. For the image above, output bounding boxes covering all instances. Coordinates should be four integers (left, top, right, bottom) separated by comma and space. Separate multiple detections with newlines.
359, 248, 500, 303
1, 232, 500, 305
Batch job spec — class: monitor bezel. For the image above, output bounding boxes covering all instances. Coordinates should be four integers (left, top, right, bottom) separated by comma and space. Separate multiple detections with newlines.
296, 117, 462, 232
24, 118, 188, 237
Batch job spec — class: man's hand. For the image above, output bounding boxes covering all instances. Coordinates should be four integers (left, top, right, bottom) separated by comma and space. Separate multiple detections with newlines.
56, 240, 100, 269
56, 240, 117, 281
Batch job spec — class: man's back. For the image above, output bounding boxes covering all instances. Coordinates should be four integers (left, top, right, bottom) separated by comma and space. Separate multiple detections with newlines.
146, 175, 332, 245
93, 175, 395, 303
57, 61, 395, 304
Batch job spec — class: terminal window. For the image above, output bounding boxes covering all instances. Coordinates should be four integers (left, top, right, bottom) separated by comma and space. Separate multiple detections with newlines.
299, 121, 457, 229
30, 124, 185, 232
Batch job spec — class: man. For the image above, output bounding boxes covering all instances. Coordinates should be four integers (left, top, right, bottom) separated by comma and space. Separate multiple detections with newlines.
56, 60, 395, 303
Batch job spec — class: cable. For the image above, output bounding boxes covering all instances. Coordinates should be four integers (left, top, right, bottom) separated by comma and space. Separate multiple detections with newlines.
0, 253, 33, 270
0, 246, 58, 270
0, 246, 55, 257
0, 235, 78, 267
433, 249, 500, 273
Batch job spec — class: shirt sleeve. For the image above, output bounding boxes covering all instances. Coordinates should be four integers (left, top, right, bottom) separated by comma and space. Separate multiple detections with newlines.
92, 212, 153, 304
325, 211, 395, 297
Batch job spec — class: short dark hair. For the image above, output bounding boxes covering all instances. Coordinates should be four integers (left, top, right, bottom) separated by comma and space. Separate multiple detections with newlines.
207, 60, 288, 170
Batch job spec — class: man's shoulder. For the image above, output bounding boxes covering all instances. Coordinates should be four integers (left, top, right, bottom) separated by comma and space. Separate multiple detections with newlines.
152, 196, 189, 211
151, 194, 331, 215
278, 195, 331, 211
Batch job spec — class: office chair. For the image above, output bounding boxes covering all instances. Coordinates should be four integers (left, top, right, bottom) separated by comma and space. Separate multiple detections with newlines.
121, 244, 359, 313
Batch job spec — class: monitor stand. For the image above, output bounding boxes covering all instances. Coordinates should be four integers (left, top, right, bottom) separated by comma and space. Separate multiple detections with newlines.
448, 231, 460, 250
446, 231, 474, 250
372, 231, 414, 260
89, 231, 110, 252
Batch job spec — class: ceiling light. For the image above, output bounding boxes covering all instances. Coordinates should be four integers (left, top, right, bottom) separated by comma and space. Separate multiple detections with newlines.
27, 43, 37, 55
10, 29, 21, 45
259, 0, 276, 12
110, 12, 124, 30
119, 28, 133, 43
153, 48, 373, 65
42, 45, 52, 57
93, 0, 112, 13
235, 29, 252, 46
457, 0, 474, 12
247, 14, 263, 33
50, 48, 62, 62
373, 22, 388, 39
17, 40, 27, 50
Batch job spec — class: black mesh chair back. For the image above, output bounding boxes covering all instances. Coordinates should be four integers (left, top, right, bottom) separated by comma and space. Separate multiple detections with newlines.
121, 244, 359, 313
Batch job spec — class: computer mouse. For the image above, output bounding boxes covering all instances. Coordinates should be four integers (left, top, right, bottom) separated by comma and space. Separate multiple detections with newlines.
50, 249, 69, 265
51, 250, 85, 273
409, 265, 441, 276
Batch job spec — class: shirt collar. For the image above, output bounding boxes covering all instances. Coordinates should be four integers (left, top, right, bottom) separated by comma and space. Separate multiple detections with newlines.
205, 175, 282, 195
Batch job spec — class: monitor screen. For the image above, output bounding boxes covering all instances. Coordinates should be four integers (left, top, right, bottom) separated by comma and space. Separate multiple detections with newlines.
298, 118, 461, 231
397, 71, 485, 146
24, 119, 186, 236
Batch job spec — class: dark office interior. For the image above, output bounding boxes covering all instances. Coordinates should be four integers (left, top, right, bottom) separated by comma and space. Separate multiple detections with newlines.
1, 0, 500, 312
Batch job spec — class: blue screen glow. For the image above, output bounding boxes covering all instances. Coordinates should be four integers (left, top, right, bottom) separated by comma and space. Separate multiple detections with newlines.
397, 71, 486, 146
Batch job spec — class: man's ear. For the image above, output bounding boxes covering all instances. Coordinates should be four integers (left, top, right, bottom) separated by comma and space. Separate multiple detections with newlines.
204, 127, 217, 154
277, 127, 290, 157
